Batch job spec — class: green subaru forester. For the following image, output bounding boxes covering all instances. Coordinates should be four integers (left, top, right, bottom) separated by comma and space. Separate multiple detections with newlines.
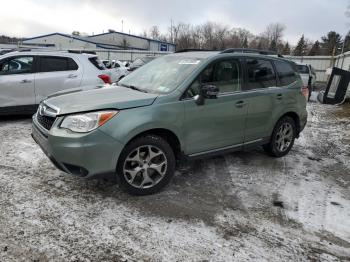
32, 50, 308, 195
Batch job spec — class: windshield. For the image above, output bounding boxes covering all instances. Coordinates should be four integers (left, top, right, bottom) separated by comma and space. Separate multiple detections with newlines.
297, 65, 309, 74
119, 55, 203, 94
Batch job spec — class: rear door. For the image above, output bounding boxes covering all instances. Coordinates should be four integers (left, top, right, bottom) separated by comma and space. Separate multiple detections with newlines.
242, 58, 281, 144
34, 55, 82, 103
0, 55, 36, 109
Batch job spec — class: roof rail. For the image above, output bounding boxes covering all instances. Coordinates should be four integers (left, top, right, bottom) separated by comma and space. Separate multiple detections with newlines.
220, 48, 284, 58
175, 49, 215, 53
68, 50, 96, 55
17, 48, 60, 52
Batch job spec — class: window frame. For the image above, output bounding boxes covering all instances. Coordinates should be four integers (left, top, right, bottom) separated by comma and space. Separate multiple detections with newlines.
181, 57, 243, 100
0, 55, 37, 76
241, 57, 278, 91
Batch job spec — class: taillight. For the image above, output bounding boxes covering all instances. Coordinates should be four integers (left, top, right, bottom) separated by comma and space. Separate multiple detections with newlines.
98, 74, 111, 84
301, 86, 309, 100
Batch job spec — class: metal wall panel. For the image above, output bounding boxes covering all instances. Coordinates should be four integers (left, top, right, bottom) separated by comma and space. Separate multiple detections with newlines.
286, 51, 350, 83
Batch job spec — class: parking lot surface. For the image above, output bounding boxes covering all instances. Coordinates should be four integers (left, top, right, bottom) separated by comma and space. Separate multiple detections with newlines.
0, 102, 349, 261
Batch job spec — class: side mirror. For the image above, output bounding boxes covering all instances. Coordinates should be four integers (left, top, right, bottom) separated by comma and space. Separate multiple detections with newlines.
195, 85, 219, 105
201, 84, 219, 99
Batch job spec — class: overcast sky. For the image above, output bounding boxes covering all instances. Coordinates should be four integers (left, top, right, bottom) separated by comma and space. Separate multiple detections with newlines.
1, 0, 349, 44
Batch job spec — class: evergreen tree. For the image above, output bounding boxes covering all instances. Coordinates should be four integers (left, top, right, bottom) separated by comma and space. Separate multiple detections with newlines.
321, 31, 343, 55
343, 31, 350, 53
282, 42, 291, 55
242, 36, 248, 48
269, 39, 277, 51
257, 40, 263, 50
308, 40, 321, 56
293, 35, 307, 56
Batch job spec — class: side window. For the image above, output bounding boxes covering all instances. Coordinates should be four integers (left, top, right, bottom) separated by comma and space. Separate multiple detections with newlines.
246, 59, 276, 89
274, 61, 297, 86
68, 58, 78, 70
0, 56, 34, 75
184, 59, 241, 98
39, 56, 69, 72
89, 57, 106, 70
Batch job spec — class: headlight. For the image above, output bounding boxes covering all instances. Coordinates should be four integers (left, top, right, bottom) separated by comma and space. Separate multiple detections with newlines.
60, 110, 118, 133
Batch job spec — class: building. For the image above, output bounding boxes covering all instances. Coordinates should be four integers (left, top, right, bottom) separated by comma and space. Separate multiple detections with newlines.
22, 32, 175, 52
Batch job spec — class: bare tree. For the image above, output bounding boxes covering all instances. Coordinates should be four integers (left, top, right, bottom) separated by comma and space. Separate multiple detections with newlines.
231, 28, 253, 47
263, 23, 286, 51
140, 30, 148, 38
201, 22, 215, 49
213, 24, 228, 50
149, 25, 160, 40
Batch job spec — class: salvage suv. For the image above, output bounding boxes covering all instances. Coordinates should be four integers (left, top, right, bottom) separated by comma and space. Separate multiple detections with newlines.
32, 49, 308, 195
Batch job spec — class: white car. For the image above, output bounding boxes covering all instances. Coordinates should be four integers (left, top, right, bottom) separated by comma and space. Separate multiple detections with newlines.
296, 63, 316, 85
109, 60, 129, 83
296, 62, 317, 100
0, 50, 112, 115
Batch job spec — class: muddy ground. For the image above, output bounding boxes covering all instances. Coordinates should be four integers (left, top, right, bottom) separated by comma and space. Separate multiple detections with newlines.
0, 101, 349, 261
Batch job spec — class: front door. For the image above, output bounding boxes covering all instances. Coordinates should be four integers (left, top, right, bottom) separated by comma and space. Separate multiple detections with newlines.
183, 59, 248, 155
0, 56, 35, 110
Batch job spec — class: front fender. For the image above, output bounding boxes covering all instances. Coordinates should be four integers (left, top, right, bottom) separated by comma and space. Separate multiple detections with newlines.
99, 101, 185, 149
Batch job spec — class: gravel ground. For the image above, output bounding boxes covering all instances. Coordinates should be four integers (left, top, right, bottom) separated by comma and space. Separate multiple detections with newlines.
0, 100, 349, 262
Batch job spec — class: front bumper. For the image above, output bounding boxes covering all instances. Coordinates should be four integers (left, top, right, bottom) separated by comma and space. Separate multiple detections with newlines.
32, 114, 125, 177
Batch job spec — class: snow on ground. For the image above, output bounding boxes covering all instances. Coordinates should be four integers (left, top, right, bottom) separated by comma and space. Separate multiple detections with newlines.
0, 101, 349, 261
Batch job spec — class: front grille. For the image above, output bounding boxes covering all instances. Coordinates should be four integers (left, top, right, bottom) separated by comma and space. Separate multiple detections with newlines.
37, 114, 56, 130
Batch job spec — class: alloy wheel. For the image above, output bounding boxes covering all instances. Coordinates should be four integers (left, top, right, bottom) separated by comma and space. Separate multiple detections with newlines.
123, 145, 168, 189
275, 123, 293, 152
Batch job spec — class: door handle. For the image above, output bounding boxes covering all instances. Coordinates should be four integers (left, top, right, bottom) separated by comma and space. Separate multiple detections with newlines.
276, 94, 283, 100
67, 74, 78, 79
235, 100, 247, 108
20, 79, 32, 84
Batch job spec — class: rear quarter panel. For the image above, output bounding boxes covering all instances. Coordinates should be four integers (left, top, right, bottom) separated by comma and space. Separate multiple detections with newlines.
270, 83, 307, 135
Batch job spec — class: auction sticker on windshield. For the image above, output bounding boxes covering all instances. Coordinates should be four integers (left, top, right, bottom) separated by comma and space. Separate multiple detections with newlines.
178, 59, 201, 65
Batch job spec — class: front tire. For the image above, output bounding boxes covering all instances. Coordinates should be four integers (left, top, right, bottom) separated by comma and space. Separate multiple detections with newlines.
117, 135, 175, 195
263, 116, 296, 157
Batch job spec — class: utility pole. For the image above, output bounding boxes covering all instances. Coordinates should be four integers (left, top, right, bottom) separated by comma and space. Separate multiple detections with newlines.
122, 20, 124, 33
340, 31, 348, 69
170, 19, 173, 44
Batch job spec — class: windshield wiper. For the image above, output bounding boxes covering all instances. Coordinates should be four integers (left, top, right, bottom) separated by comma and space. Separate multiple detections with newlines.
120, 84, 148, 93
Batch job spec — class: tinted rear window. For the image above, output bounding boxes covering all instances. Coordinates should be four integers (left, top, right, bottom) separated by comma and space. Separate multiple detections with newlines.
39, 56, 78, 72
89, 57, 106, 70
297, 65, 309, 74
246, 59, 276, 89
274, 61, 298, 86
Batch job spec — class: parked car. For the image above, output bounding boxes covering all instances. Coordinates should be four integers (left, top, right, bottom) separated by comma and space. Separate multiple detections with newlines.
109, 60, 129, 83
101, 59, 129, 83
101, 59, 112, 68
32, 50, 307, 195
296, 62, 316, 100
128, 56, 156, 71
0, 50, 111, 115
0, 49, 15, 56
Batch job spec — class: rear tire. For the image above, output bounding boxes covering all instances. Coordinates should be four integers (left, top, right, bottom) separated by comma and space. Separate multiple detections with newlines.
117, 135, 175, 195
263, 116, 296, 157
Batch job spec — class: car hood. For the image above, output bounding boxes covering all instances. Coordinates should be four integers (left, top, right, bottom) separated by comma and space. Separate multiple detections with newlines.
44, 86, 158, 115
46, 85, 107, 99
